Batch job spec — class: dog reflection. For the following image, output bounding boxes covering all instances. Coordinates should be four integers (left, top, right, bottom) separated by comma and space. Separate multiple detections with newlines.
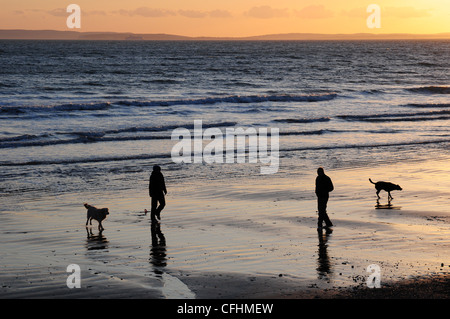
375, 198, 401, 210
376, 198, 392, 208
86, 228, 109, 251
150, 221, 167, 272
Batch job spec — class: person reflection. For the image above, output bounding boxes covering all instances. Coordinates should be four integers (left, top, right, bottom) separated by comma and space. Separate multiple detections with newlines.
85, 228, 109, 251
150, 221, 167, 274
316, 228, 332, 280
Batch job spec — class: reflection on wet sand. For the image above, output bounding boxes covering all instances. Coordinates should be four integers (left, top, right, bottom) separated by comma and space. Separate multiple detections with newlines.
150, 221, 167, 274
85, 228, 109, 251
317, 228, 333, 281
375, 199, 401, 210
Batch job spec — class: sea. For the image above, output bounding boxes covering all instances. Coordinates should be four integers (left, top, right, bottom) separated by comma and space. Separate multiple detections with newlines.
0, 40, 449, 296
1, 40, 449, 201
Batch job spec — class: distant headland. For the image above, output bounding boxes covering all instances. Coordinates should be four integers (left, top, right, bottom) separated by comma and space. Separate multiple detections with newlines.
1, 29, 449, 41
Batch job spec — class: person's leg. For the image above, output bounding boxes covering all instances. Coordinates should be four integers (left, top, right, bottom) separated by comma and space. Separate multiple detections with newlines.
322, 212, 333, 227
319, 195, 333, 227
155, 196, 166, 219
151, 197, 158, 221
317, 213, 324, 228
317, 195, 331, 227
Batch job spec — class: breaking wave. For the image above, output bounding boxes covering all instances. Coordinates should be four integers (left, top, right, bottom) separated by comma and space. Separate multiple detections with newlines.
1, 139, 448, 167
404, 103, 450, 108
116, 93, 338, 107
0, 102, 111, 115
406, 86, 450, 94
273, 117, 331, 124
338, 110, 450, 122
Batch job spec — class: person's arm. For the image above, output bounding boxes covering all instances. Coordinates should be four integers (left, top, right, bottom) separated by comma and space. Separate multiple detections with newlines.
315, 177, 319, 196
328, 177, 334, 192
149, 175, 152, 197
162, 175, 167, 195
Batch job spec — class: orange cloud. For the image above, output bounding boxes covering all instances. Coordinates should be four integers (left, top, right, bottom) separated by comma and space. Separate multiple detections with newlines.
244, 6, 289, 19
295, 5, 333, 19
384, 6, 432, 18
117, 7, 176, 17
113, 7, 232, 19
209, 9, 233, 18
342, 6, 432, 19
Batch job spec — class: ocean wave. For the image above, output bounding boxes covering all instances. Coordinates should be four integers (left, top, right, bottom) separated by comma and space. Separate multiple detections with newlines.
1, 139, 448, 167
280, 129, 331, 136
278, 129, 398, 135
338, 110, 450, 122
0, 121, 238, 149
117, 93, 338, 107
282, 139, 450, 152
0, 153, 172, 167
361, 89, 385, 95
105, 121, 238, 134
404, 103, 450, 108
0, 135, 172, 149
273, 117, 330, 124
2, 128, 402, 149
415, 62, 440, 67
0, 106, 27, 115
51, 102, 111, 111
0, 124, 409, 149
144, 79, 182, 84
359, 115, 450, 122
0, 94, 338, 116
0, 102, 111, 114
0, 134, 42, 143
406, 86, 450, 94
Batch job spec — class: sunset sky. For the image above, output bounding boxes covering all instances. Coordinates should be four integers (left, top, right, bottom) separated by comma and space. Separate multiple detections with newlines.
1, 0, 449, 37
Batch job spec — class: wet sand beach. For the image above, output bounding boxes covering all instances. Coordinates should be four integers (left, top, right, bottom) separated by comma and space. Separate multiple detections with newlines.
1, 158, 449, 299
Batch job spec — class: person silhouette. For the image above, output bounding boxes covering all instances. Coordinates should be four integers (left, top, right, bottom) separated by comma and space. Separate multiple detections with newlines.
148, 165, 167, 222
315, 167, 334, 229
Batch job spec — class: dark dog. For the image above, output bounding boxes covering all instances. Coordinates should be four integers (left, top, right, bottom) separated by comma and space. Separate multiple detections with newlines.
369, 178, 402, 200
84, 203, 109, 231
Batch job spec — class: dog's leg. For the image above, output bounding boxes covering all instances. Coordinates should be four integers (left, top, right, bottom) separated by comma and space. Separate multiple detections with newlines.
376, 190, 381, 199
388, 192, 393, 200
98, 221, 104, 231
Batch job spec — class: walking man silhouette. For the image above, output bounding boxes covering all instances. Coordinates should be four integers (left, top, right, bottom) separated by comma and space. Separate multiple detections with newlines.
315, 167, 334, 229
149, 165, 167, 222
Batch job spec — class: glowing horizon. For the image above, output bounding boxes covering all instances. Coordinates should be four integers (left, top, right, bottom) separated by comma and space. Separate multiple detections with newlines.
1, 1, 449, 37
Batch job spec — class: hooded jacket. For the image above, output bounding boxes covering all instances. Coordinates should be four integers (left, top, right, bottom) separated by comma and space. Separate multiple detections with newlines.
315, 174, 334, 197
149, 170, 167, 198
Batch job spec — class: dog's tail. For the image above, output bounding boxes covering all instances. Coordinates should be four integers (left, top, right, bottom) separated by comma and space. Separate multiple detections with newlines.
369, 178, 376, 184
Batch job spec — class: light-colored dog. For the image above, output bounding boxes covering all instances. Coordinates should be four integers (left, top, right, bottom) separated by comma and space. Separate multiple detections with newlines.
84, 203, 109, 231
